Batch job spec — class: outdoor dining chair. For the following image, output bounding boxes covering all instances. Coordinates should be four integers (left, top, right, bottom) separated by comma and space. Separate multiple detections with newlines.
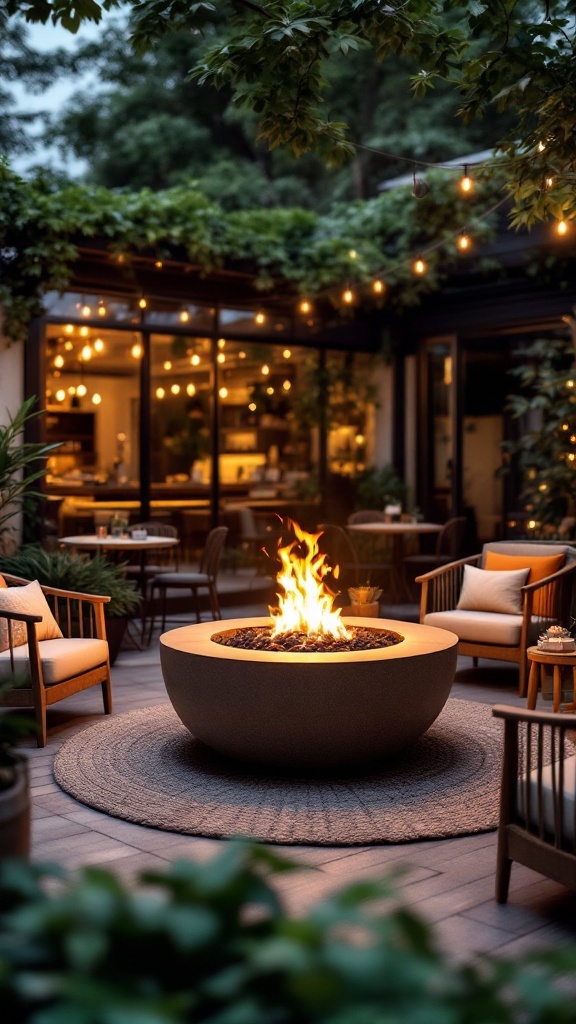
147, 526, 228, 642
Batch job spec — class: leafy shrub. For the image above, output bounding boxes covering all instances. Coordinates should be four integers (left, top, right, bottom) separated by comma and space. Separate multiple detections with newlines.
0, 842, 575, 1022
354, 465, 408, 511
0, 544, 140, 618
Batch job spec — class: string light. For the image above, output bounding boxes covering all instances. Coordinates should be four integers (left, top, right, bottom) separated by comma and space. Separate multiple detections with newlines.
239, 350, 246, 359
179, 309, 190, 322
456, 232, 471, 251
77, 383, 87, 397
163, 360, 172, 370
81, 304, 91, 317
156, 387, 165, 399
283, 380, 291, 391
91, 393, 102, 405
217, 338, 226, 349
93, 337, 104, 353
79, 326, 89, 338
283, 349, 292, 359
67, 386, 76, 396
255, 311, 266, 325
342, 287, 354, 304
372, 279, 385, 294
556, 219, 569, 236
55, 389, 66, 402
54, 354, 64, 368
348, 249, 357, 259
219, 386, 228, 398
248, 402, 257, 412
186, 383, 196, 396
190, 353, 201, 366
98, 301, 106, 317
138, 297, 147, 309
261, 364, 270, 375
171, 384, 180, 395
64, 324, 74, 334
299, 299, 312, 314
459, 165, 473, 194
217, 352, 226, 364
155, 260, 163, 268
64, 340, 74, 351
413, 256, 427, 275
266, 386, 274, 395
80, 344, 93, 361
131, 342, 143, 359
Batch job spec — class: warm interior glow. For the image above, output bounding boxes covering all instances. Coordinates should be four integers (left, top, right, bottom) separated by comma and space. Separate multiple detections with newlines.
270, 521, 351, 639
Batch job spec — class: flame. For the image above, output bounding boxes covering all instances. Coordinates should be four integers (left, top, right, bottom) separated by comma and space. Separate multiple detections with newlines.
269, 520, 351, 639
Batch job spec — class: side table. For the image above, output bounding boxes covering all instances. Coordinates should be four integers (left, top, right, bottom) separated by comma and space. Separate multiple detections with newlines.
526, 646, 576, 713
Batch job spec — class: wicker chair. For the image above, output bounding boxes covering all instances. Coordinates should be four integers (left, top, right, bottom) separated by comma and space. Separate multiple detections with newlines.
493, 703, 576, 901
417, 542, 576, 696
0, 573, 111, 747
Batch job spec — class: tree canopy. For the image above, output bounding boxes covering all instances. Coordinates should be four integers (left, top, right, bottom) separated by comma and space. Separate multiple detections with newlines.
4, 0, 576, 228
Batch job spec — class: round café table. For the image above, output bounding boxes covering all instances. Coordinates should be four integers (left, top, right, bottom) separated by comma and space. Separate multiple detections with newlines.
347, 521, 443, 601
58, 534, 180, 596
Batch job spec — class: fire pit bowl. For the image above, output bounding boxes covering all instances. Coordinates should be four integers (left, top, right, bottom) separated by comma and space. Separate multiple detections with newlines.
160, 617, 458, 768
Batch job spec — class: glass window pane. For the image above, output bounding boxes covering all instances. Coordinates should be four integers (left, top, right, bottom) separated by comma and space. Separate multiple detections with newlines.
150, 335, 212, 487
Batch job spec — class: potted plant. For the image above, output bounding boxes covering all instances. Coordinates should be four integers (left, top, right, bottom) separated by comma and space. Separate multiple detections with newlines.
0, 545, 140, 664
0, 841, 575, 1019
0, 688, 34, 858
0, 396, 60, 554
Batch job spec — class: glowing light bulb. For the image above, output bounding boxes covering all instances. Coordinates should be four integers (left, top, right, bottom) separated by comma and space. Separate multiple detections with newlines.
355, 433, 365, 446
55, 389, 66, 402
217, 352, 226, 363
98, 302, 106, 317
557, 219, 569, 236
283, 380, 291, 391
283, 349, 292, 359
54, 354, 64, 369
67, 386, 76, 396
131, 343, 142, 359
81, 304, 91, 317
91, 393, 102, 405
219, 386, 228, 399
239, 350, 246, 359
457, 233, 471, 251
566, 379, 575, 389
64, 340, 74, 351
299, 300, 311, 314
81, 344, 93, 361
138, 297, 147, 309
562, 423, 570, 430
528, 519, 537, 529
413, 257, 427, 275
163, 360, 172, 371
372, 279, 384, 294
342, 288, 354, 304
255, 311, 266, 325
217, 338, 226, 349
156, 387, 165, 399
266, 386, 274, 395
171, 384, 180, 395
179, 309, 190, 322
79, 326, 89, 337
64, 324, 74, 334
261, 364, 270, 376
191, 353, 201, 366
76, 383, 87, 397
348, 249, 357, 259
186, 383, 196, 396
155, 260, 163, 269
248, 402, 257, 412
93, 337, 104, 353
459, 166, 473, 193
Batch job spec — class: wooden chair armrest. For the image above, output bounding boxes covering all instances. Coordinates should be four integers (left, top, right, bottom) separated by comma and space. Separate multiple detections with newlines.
415, 553, 481, 584
0, 609, 43, 624
38, 584, 111, 605
521, 560, 576, 592
493, 703, 576, 729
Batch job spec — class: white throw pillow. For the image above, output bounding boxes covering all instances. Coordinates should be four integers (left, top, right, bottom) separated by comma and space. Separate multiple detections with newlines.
456, 563, 530, 616
0, 580, 63, 653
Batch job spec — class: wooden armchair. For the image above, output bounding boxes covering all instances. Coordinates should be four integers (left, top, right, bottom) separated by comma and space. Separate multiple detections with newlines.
0, 573, 111, 746
417, 542, 576, 696
492, 704, 576, 901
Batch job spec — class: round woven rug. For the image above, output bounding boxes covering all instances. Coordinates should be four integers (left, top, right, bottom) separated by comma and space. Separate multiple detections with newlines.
54, 698, 503, 845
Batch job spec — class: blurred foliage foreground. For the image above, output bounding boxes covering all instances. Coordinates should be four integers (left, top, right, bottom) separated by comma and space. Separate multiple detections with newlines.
0, 841, 575, 1023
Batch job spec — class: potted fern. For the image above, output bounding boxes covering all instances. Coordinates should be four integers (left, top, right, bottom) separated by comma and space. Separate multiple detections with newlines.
0, 396, 60, 554
0, 546, 140, 664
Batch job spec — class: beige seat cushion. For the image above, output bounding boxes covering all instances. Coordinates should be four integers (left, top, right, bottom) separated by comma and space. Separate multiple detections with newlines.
518, 754, 576, 845
0, 638, 109, 685
0, 580, 63, 653
423, 610, 524, 646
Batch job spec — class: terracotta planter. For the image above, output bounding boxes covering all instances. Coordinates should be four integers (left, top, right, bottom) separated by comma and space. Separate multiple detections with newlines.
0, 758, 30, 858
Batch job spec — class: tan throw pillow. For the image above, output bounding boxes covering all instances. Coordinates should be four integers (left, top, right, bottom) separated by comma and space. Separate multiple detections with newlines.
456, 564, 530, 615
0, 580, 63, 653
